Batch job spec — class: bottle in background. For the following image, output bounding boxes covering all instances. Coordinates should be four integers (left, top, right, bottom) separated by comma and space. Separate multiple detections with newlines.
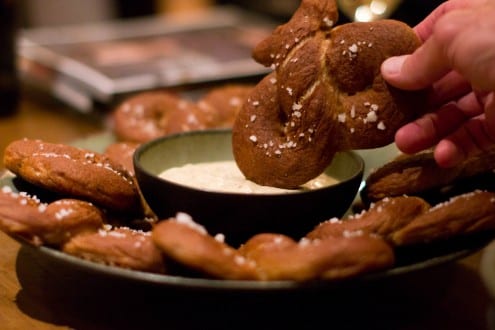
0, 0, 19, 117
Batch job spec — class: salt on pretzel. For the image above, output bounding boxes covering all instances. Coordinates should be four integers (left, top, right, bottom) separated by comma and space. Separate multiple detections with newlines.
152, 214, 259, 280
232, 0, 425, 188
306, 196, 430, 241
308, 190, 495, 247
238, 233, 394, 281
3, 139, 142, 214
152, 214, 393, 281
0, 186, 103, 246
391, 190, 495, 246
63, 226, 166, 273
362, 148, 495, 203
112, 91, 208, 143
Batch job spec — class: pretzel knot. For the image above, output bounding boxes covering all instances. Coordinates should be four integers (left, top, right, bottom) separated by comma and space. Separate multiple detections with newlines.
232, 0, 425, 188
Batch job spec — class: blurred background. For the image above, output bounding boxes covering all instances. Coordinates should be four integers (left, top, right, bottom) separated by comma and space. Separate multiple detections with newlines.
3, 0, 448, 115
17, 0, 446, 27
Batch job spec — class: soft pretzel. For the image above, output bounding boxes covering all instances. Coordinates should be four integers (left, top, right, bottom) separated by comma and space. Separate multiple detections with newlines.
238, 233, 394, 281
391, 190, 495, 246
0, 186, 103, 246
111, 84, 254, 143
3, 139, 142, 214
103, 141, 140, 176
63, 226, 166, 273
152, 214, 259, 280
232, 0, 424, 188
152, 213, 393, 281
306, 195, 430, 242
196, 84, 254, 129
308, 189, 495, 247
112, 91, 208, 143
361, 148, 495, 203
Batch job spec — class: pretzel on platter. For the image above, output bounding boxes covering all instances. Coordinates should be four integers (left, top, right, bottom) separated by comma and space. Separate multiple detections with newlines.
112, 84, 253, 143
306, 195, 430, 242
238, 233, 394, 281
63, 226, 166, 273
104, 141, 140, 176
152, 214, 259, 280
391, 190, 495, 246
0, 186, 103, 246
152, 213, 394, 281
3, 138, 142, 214
361, 148, 495, 203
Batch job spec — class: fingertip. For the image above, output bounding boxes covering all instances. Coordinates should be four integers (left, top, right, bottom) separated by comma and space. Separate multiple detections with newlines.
434, 140, 465, 168
381, 56, 407, 81
394, 123, 429, 154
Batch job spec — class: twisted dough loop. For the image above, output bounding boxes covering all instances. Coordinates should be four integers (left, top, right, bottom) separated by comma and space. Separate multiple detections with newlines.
232, 0, 424, 188
112, 85, 253, 143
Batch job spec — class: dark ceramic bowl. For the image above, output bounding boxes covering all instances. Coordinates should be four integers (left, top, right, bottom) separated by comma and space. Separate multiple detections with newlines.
134, 129, 364, 246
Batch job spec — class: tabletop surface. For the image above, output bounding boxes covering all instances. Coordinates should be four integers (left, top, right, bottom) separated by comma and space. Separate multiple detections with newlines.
1, 91, 494, 330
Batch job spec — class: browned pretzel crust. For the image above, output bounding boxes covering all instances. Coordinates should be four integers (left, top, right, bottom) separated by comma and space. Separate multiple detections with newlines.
112, 84, 254, 143
391, 190, 495, 246
3, 139, 141, 214
306, 196, 430, 241
112, 91, 208, 143
152, 214, 393, 281
0, 186, 103, 246
239, 233, 394, 281
196, 84, 254, 129
362, 148, 495, 203
232, 0, 424, 188
152, 214, 259, 280
63, 227, 166, 273
308, 191, 495, 247
104, 141, 140, 175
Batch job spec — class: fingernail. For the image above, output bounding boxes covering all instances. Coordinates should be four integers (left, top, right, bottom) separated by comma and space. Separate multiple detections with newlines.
382, 55, 406, 77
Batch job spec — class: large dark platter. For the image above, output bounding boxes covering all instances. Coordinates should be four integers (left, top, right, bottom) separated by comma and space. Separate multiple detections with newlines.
1, 133, 492, 293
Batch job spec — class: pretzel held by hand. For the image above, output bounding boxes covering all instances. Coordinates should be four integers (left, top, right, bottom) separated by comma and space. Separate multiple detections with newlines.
232, 0, 424, 188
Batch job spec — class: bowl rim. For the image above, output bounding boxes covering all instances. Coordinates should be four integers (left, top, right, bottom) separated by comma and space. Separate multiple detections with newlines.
133, 128, 365, 197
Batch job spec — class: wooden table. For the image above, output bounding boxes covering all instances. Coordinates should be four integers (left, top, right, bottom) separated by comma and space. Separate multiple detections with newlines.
1, 92, 495, 330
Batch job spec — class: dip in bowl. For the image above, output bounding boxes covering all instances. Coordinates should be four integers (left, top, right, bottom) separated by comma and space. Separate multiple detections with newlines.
134, 129, 364, 246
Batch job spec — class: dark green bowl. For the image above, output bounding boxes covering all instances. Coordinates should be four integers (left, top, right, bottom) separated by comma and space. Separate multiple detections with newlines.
134, 129, 364, 246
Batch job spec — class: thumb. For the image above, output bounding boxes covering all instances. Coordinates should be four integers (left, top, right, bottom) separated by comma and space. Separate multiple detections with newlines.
380, 37, 450, 91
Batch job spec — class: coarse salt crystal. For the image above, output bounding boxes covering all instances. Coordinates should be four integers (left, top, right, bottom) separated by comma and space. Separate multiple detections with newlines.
175, 212, 207, 235
292, 103, 303, 111
323, 17, 333, 27
366, 110, 378, 122
214, 233, 225, 243
55, 208, 73, 220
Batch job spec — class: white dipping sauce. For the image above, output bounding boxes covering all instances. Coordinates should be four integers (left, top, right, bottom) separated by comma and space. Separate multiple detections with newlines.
159, 160, 339, 194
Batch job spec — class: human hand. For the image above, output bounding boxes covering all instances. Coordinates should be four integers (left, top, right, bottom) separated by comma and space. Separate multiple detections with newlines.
381, 0, 495, 167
